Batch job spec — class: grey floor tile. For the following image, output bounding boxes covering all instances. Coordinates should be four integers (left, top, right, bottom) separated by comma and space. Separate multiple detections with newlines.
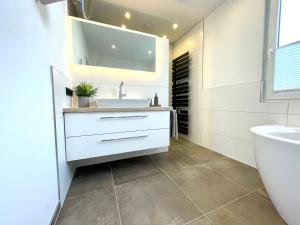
178, 145, 224, 164
169, 144, 188, 151
67, 163, 113, 197
170, 139, 197, 151
111, 156, 162, 185
56, 188, 120, 225
115, 174, 202, 225
256, 187, 270, 200
208, 193, 287, 225
169, 166, 247, 213
186, 216, 214, 225
205, 158, 263, 191
171, 138, 194, 147
151, 150, 199, 173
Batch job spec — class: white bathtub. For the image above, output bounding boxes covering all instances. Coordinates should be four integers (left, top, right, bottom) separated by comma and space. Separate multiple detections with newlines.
251, 125, 300, 225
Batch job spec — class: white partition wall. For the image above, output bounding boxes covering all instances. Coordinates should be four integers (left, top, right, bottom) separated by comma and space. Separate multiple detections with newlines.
51, 67, 76, 204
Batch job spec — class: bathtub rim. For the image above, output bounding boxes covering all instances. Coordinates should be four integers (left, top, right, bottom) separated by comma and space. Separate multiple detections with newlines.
250, 125, 300, 146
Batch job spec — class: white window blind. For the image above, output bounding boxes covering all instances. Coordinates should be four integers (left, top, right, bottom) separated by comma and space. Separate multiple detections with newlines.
274, 42, 300, 91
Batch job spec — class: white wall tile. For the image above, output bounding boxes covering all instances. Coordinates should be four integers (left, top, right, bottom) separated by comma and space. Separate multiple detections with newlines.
173, 22, 203, 58
203, 0, 265, 88
202, 110, 287, 141
189, 108, 202, 145
190, 89, 202, 110
190, 49, 203, 73
70, 64, 92, 83
156, 63, 170, 88
201, 130, 257, 167
169, 45, 173, 105
288, 100, 300, 115
288, 115, 300, 127
173, 21, 204, 145
156, 37, 170, 64
190, 68, 203, 92
202, 81, 288, 114
89, 62, 169, 90
92, 83, 169, 107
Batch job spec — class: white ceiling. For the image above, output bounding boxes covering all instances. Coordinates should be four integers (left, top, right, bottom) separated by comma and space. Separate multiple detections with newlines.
87, 0, 225, 43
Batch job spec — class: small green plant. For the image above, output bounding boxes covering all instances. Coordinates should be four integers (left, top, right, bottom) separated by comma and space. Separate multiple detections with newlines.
74, 82, 98, 97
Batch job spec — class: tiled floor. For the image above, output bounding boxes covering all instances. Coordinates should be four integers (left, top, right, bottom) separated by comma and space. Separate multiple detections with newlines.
56, 138, 287, 225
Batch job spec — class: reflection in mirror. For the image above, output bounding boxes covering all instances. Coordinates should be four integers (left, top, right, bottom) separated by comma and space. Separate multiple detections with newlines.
72, 19, 156, 72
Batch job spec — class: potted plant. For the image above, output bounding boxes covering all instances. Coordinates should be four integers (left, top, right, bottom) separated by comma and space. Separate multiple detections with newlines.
74, 82, 98, 108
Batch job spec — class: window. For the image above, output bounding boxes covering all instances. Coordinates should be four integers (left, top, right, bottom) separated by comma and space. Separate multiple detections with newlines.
263, 0, 300, 100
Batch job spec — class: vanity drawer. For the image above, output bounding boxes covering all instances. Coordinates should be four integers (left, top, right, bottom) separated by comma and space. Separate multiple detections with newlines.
64, 111, 170, 137
66, 129, 169, 161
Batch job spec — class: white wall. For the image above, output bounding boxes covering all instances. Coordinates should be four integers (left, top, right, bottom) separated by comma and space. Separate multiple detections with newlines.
202, 0, 291, 167
71, 37, 170, 107
172, 22, 204, 145
174, 0, 300, 167
0, 1, 67, 225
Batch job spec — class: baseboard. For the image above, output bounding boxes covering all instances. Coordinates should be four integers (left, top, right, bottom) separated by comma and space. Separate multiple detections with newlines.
49, 202, 61, 225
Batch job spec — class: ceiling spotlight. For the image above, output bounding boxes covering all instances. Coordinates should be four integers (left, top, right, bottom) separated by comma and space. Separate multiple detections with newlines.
121, 24, 126, 29
125, 12, 131, 19
148, 50, 152, 55
112, 44, 116, 49
162, 35, 167, 39
173, 23, 178, 30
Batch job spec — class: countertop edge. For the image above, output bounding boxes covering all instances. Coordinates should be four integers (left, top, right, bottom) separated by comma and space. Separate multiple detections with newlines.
63, 107, 173, 113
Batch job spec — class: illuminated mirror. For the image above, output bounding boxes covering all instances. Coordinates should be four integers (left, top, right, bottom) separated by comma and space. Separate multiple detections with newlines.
72, 19, 156, 72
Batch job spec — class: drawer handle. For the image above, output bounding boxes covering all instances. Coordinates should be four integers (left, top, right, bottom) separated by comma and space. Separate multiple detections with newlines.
101, 135, 149, 143
100, 115, 148, 120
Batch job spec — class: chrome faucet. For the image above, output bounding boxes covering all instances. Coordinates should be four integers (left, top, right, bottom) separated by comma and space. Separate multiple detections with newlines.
119, 81, 126, 99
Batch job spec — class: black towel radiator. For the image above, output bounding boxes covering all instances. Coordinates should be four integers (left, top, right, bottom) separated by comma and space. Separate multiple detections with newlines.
172, 52, 189, 135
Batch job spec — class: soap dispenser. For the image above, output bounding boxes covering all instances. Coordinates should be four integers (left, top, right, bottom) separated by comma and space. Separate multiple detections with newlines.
154, 93, 159, 106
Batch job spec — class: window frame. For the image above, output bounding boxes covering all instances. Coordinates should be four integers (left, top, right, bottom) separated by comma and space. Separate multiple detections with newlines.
262, 0, 300, 100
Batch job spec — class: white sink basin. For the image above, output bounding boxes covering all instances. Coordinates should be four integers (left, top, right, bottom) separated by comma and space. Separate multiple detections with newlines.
96, 99, 151, 108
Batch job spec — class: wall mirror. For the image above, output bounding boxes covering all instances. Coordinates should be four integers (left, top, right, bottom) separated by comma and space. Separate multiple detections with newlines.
72, 19, 156, 72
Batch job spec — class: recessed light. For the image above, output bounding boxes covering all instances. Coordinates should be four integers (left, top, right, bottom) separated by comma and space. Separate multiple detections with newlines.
112, 44, 116, 49
162, 35, 167, 39
173, 23, 178, 30
125, 12, 131, 19
148, 50, 152, 55
121, 24, 126, 29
